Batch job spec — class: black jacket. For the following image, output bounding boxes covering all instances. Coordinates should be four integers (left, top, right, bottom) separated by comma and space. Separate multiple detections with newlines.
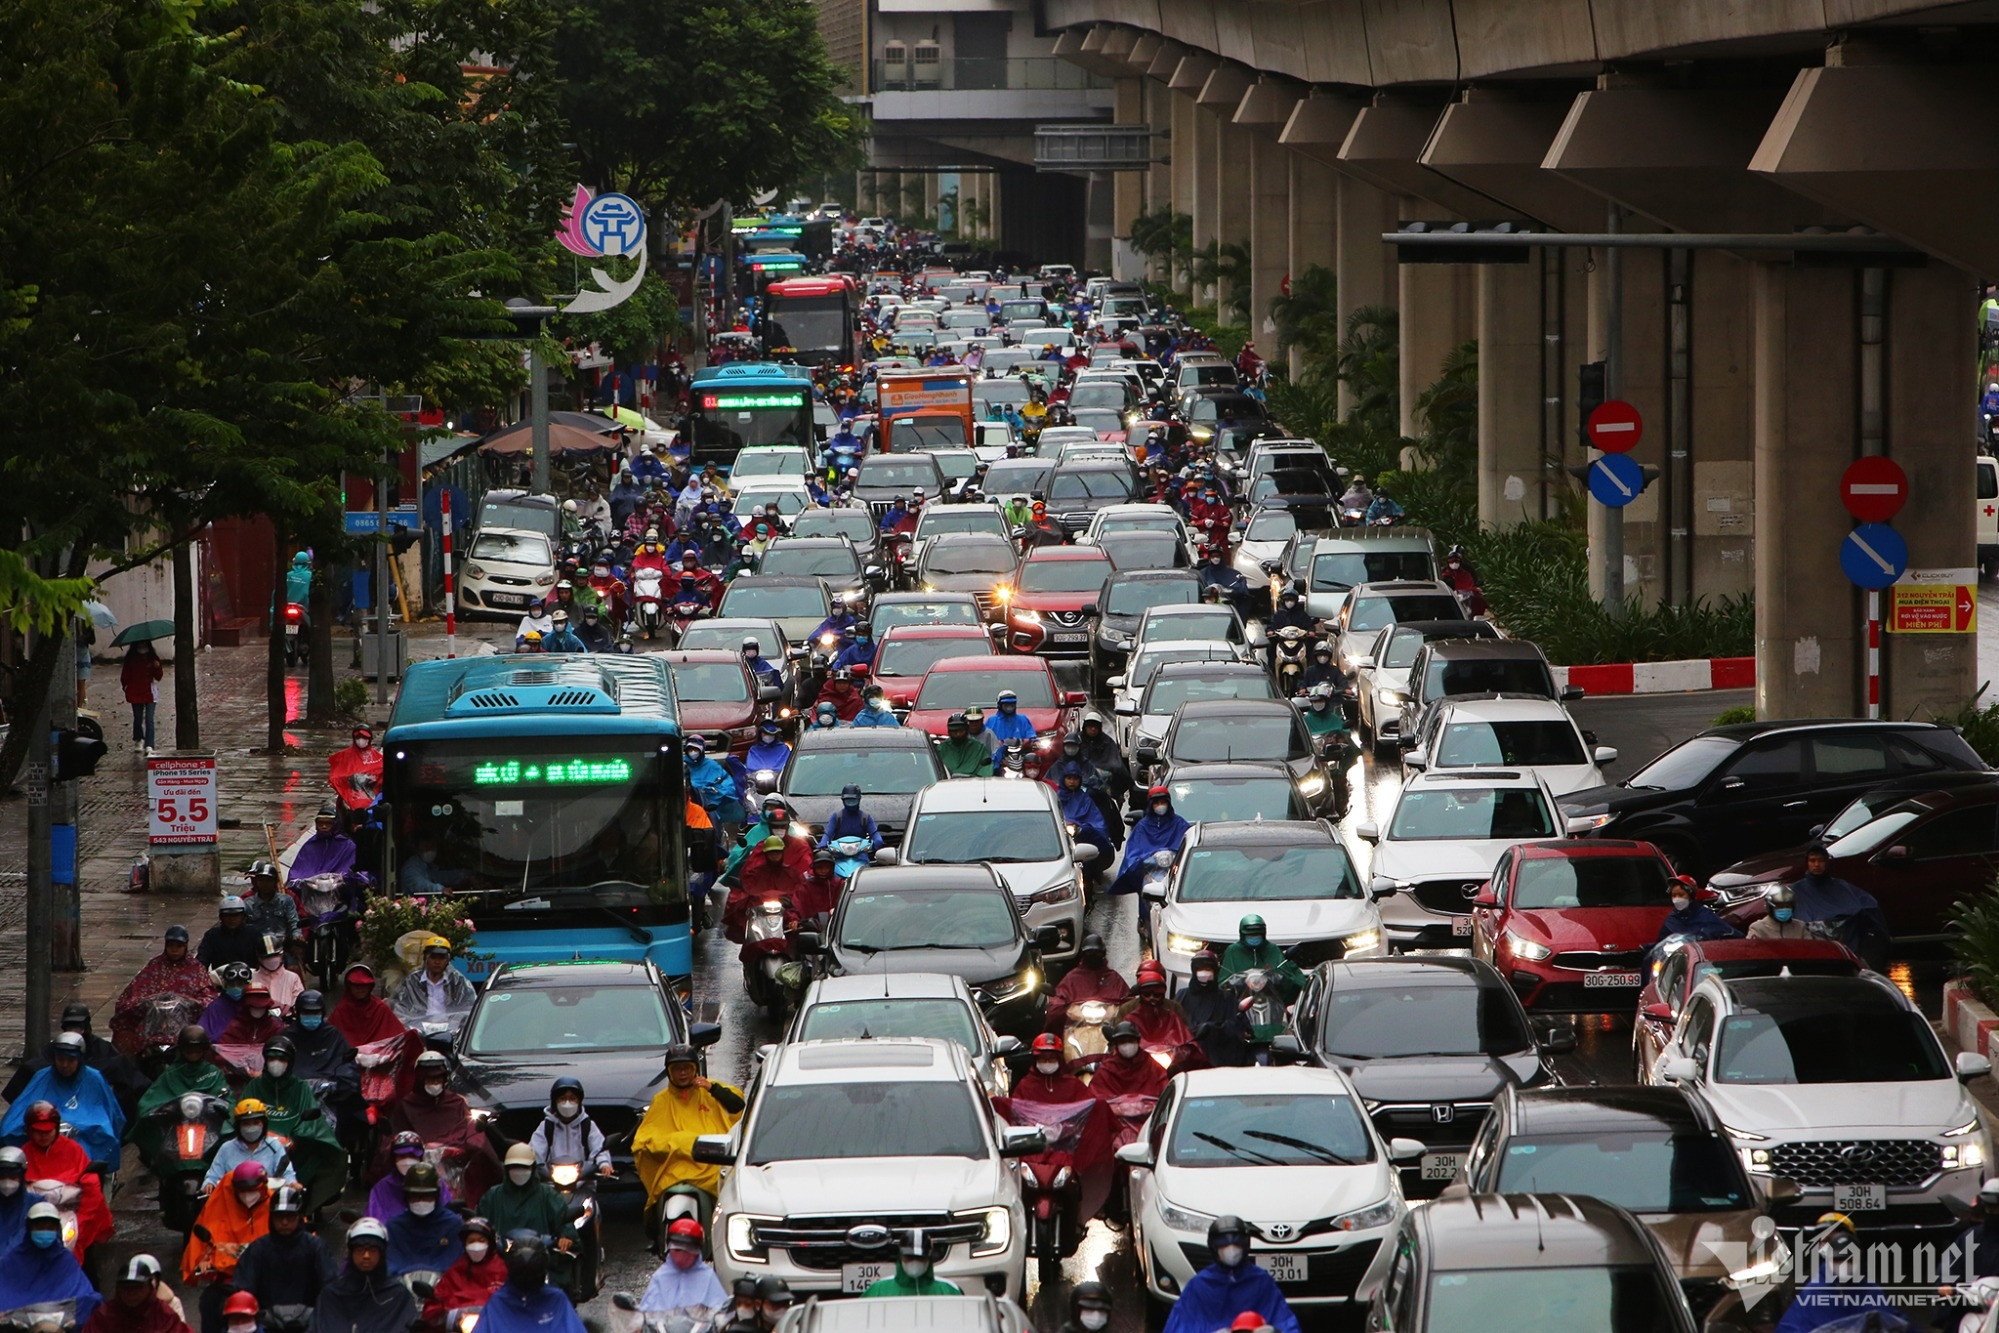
309, 1266, 416, 1333
198, 923, 267, 969
238, 1230, 339, 1311
1177, 982, 1252, 1068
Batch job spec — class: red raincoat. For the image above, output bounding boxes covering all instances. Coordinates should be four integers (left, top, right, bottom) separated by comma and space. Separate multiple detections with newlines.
23, 1134, 113, 1257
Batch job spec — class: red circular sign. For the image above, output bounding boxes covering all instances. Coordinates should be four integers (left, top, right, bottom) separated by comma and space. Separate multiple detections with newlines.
1586, 400, 1643, 453
1839, 456, 1909, 523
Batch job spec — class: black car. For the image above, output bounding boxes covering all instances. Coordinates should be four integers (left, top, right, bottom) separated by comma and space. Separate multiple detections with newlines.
1155, 760, 1313, 825
790, 506, 883, 571
1277, 956, 1570, 1197
1045, 458, 1141, 535
754, 536, 883, 600
449, 959, 720, 1159
1089, 569, 1201, 690
1139, 699, 1339, 818
1247, 467, 1340, 512
1178, 390, 1269, 436
807, 864, 1059, 1038
1559, 719, 1988, 881
853, 453, 946, 510
777, 726, 945, 844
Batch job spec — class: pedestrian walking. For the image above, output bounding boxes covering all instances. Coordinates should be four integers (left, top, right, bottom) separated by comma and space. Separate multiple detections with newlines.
121, 642, 164, 754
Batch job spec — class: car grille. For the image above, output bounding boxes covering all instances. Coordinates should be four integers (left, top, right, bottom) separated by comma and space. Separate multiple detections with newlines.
489, 575, 532, 587
1513, 981, 1646, 1013
1043, 609, 1090, 628
1174, 1239, 1380, 1299
1767, 1140, 1943, 1189
1055, 510, 1092, 532
1550, 948, 1649, 972
972, 591, 1000, 619
1410, 879, 1481, 916
1287, 938, 1355, 970
1368, 1102, 1491, 1151
752, 1214, 987, 1271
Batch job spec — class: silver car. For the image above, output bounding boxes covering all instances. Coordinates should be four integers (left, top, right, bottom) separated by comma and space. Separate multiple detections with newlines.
786, 972, 1021, 1098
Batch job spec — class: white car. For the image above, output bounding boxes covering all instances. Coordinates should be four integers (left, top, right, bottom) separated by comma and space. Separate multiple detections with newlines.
1650, 972, 1992, 1227
1152, 821, 1385, 988
730, 446, 815, 490
909, 503, 1011, 565
1131, 604, 1249, 658
1121, 1066, 1415, 1309
705, 1038, 1035, 1300
730, 479, 815, 533
1402, 696, 1616, 796
1232, 506, 1311, 591
1109, 642, 1251, 741
1357, 768, 1564, 952
972, 421, 1018, 464
878, 779, 1090, 964
459, 527, 556, 620
1331, 580, 1468, 675
1079, 504, 1192, 557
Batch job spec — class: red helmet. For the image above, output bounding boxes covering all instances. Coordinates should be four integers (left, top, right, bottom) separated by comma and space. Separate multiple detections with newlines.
1230, 1316, 1268, 1333
667, 1217, 704, 1245
1031, 1032, 1063, 1055
222, 1294, 260, 1319
1135, 960, 1167, 989
22, 1102, 58, 1130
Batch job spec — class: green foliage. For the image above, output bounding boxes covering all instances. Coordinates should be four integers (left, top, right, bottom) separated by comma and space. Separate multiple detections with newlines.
1949, 885, 1999, 1006
334, 675, 370, 719
0, 556, 94, 635
1335, 305, 1402, 445
1410, 339, 1477, 472
1936, 697, 1999, 767
357, 892, 479, 970
1187, 240, 1252, 325
1268, 266, 1340, 371
1712, 705, 1756, 726
1129, 208, 1193, 284
553, 272, 684, 366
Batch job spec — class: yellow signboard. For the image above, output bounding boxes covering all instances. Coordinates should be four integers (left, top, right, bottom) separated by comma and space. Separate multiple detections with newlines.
1890, 583, 1976, 634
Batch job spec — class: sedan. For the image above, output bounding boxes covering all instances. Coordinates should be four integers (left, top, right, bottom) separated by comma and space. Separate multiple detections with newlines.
904, 655, 1087, 738
786, 972, 1020, 1099
1122, 1067, 1414, 1310
756, 536, 882, 602
1118, 662, 1276, 758
1090, 569, 1203, 691
717, 575, 832, 644
1331, 582, 1468, 675
1097, 531, 1191, 573
661, 651, 774, 757
1109, 643, 1250, 744
1140, 699, 1339, 818
790, 507, 882, 572
908, 504, 1012, 565
1231, 506, 1328, 591
1351, 620, 1502, 757
913, 534, 1018, 605
871, 624, 996, 711
777, 726, 944, 844
1466, 839, 1679, 1011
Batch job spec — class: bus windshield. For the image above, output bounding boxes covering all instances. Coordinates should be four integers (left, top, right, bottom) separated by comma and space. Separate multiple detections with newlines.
692, 385, 813, 453
766, 295, 850, 358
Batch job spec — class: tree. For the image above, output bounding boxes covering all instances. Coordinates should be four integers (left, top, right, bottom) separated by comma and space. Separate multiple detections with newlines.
553, 272, 684, 368
1413, 339, 1478, 472
1129, 207, 1193, 285
1268, 265, 1340, 374
1187, 240, 1252, 325
551, 0, 863, 213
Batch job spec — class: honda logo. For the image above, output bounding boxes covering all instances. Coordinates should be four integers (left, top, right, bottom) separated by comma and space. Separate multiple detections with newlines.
1430, 1104, 1455, 1125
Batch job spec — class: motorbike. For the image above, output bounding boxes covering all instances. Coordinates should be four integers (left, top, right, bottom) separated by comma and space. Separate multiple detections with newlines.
631, 568, 666, 640
1062, 999, 1115, 1066
998, 737, 1052, 782
648, 1183, 712, 1260
1271, 626, 1310, 695
827, 835, 873, 885
882, 532, 913, 590
1004, 1100, 1100, 1282
668, 598, 709, 640
294, 872, 362, 990
0, 1303, 76, 1333
741, 897, 806, 1020
1138, 848, 1175, 947
545, 1161, 604, 1303
282, 603, 309, 668
145, 1091, 230, 1231
609, 1297, 712, 1333
1233, 968, 1288, 1066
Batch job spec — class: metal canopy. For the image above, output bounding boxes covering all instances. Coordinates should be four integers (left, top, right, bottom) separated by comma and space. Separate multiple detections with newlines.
1034, 124, 1160, 171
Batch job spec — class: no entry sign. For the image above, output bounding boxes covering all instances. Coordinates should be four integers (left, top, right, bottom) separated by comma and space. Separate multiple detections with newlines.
1839, 457, 1909, 524
1586, 401, 1643, 454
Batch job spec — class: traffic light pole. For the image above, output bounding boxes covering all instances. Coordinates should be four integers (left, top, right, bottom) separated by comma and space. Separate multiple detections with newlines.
1602, 204, 1625, 617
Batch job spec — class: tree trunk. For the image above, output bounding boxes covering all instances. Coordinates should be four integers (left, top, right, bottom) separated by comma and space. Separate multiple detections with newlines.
173, 537, 198, 749
306, 556, 336, 724
0, 631, 63, 793
267, 523, 289, 753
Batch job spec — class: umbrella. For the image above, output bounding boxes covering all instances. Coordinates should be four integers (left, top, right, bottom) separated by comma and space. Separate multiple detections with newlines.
111, 619, 175, 646
476, 422, 621, 458
83, 601, 117, 630
602, 406, 654, 432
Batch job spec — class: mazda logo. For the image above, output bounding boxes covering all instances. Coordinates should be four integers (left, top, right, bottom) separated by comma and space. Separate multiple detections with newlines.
1431, 1104, 1455, 1125
1264, 1223, 1295, 1241
1459, 882, 1482, 900
1839, 1144, 1878, 1168
846, 1224, 893, 1249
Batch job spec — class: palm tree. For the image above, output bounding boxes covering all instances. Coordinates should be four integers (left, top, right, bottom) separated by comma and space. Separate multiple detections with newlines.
1336, 304, 1400, 439
1268, 264, 1339, 376
1187, 240, 1252, 323
1414, 339, 1479, 471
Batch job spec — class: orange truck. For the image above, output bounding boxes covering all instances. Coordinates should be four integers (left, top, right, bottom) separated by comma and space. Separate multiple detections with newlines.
876, 368, 975, 452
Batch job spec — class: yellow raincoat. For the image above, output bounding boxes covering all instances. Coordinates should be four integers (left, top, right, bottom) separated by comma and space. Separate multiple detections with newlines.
632, 1081, 744, 1202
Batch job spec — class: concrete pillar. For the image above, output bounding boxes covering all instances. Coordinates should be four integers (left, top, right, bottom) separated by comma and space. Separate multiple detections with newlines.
1336, 175, 1399, 415
1114, 78, 1145, 276
1397, 198, 1475, 443
1248, 135, 1288, 344
1287, 154, 1337, 381
1085, 172, 1115, 274
1215, 121, 1252, 322
1171, 94, 1198, 292
1478, 263, 1544, 527
923, 173, 940, 225
1190, 108, 1219, 302
1689, 252, 1758, 602
987, 173, 1002, 249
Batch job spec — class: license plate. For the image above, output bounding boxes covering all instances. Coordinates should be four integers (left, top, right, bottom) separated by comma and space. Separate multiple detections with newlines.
1583, 971, 1643, 989
487, 592, 528, 608
1834, 1183, 1886, 1212
1253, 1252, 1308, 1284
1051, 631, 1087, 643
841, 1262, 896, 1294
284, 624, 299, 636
1451, 917, 1472, 937
1420, 1152, 1462, 1181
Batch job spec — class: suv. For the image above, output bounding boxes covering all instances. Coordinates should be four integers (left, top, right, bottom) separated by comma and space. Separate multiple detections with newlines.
1560, 719, 1988, 881
1358, 768, 1565, 951
1403, 696, 1613, 796
776, 726, 944, 844
1140, 699, 1339, 818
1647, 973, 1992, 1238
1044, 458, 1140, 535
1090, 569, 1202, 690
702, 1038, 1037, 1299
1003, 547, 1114, 656
1351, 620, 1502, 757
1397, 640, 1573, 737
1332, 581, 1469, 674
1280, 957, 1566, 1197
1468, 839, 1678, 1010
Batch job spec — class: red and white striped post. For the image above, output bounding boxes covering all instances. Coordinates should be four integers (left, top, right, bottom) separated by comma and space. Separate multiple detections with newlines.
1866, 590, 1881, 720
441, 489, 457, 659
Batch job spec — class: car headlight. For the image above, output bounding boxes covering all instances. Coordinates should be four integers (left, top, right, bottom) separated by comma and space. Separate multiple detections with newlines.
534, 573, 556, 586
1297, 773, 1327, 796
1944, 1140, 1987, 1169
995, 585, 1013, 603
984, 969, 1039, 1000
1342, 928, 1381, 954
1157, 1202, 1214, 1234
1376, 688, 1404, 706
1502, 931, 1552, 961
1330, 1198, 1402, 1233
1720, 1123, 1769, 1144
966, 1204, 1012, 1257
1946, 1118, 1983, 1137
1566, 811, 1615, 832
1105, 630, 1133, 648
724, 1213, 772, 1264
1164, 932, 1205, 956
1013, 607, 1041, 624
1029, 880, 1079, 907
463, 563, 486, 581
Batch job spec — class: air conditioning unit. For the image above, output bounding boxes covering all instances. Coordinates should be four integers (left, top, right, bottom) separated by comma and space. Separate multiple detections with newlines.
882, 41, 908, 87
912, 40, 941, 86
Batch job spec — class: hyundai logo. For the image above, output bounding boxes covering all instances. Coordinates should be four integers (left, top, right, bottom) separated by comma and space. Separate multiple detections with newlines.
1264, 1223, 1296, 1241
1839, 1144, 1878, 1168
1431, 1104, 1455, 1125
847, 1224, 893, 1249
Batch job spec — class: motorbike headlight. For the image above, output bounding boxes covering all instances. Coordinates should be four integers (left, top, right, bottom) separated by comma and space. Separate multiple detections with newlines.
1073, 1001, 1112, 1023
1052, 1165, 1071, 1189
1164, 932, 1205, 956
1157, 1202, 1214, 1234
468, 1108, 494, 1124
1502, 931, 1552, 961
966, 1204, 1012, 1257
1330, 1198, 1402, 1233
549, 1163, 581, 1187
1341, 928, 1381, 954
1297, 773, 1327, 796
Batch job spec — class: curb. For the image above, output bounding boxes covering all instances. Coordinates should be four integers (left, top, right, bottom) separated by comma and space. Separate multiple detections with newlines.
1550, 656, 1755, 697
1944, 979, 1999, 1061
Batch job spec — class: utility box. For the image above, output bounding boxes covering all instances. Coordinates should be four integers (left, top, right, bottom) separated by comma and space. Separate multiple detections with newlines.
360, 629, 406, 682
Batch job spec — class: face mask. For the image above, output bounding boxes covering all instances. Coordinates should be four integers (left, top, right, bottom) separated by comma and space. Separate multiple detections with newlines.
237, 1189, 265, 1210
261, 956, 284, 972
1035, 1060, 1061, 1077
735, 1305, 758, 1322
1116, 1042, 1140, 1060
1670, 898, 1691, 913
409, 1199, 437, 1217
0, 1180, 20, 1198
224, 986, 245, 1002
396, 1158, 418, 1177
423, 1081, 446, 1098
27, 1230, 56, 1251
300, 1016, 322, 1031
1193, 970, 1215, 986
465, 1241, 491, 1263
355, 738, 371, 750
1080, 1313, 1108, 1331
248, 1006, 270, 1021
1216, 1244, 1245, 1267
1151, 804, 1168, 818
508, 1167, 532, 1187
1244, 936, 1264, 949
229, 1322, 259, 1333
670, 1248, 698, 1271
901, 1260, 928, 1280
240, 1124, 265, 1144
842, 796, 860, 809
1774, 908, 1795, 923
554, 1099, 581, 1122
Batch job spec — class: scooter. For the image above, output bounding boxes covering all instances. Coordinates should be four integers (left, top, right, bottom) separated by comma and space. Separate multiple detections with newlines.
1271, 626, 1310, 696
294, 872, 360, 991
144, 1092, 229, 1232
1138, 848, 1175, 947
545, 1161, 604, 1303
827, 836, 873, 884
631, 568, 665, 640
668, 598, 709, 641
1233, 968, 1288, 1066
1062, 1000, 1115, 1067
998, 738, 1051, 781
742, 897, 804, 1020
281, 603, 309, 668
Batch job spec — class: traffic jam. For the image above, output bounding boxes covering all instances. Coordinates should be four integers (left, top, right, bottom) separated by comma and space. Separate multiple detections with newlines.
12, 208, 1997, 1333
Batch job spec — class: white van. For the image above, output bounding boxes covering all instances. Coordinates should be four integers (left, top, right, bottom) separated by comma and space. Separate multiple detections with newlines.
1979, 455, 1998, 578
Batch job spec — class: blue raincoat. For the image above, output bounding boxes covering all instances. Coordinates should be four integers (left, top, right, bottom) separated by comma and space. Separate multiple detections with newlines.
1160, 1261, 1297, 1333
1057, 785, 1108, 841
473, 1283, 587, 1333
744, 741, 792, 775
818, 807, 883, 853
386, 1204, 464, 1277
0, 1232, 101, 1324
1770, 1275, 1901, 1333
0, 1188, 26, 1256
984, 706, 1037, 745
1, 1066, 124, 1167
1111, 804, 1190, 896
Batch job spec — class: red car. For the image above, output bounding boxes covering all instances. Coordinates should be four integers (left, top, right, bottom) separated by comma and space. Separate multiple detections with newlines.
872, 624, 996, 711
1629, 936, 1863, 1081
1001, 546, 1114, 656
903, 655, 1087, 738
1469, 839, 1683, 1012
661, 651, 767, 757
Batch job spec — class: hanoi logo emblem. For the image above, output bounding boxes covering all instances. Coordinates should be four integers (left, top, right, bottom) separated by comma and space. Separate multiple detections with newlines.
554, 185, 649, 314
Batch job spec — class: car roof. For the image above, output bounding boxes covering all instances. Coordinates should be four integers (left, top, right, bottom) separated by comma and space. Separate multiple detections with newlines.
1172, 698, 1299, 720
923, 655, 1051, 675
1322, 954, 1498, 987
1350, 580, 1455, 595
1149, 662, 1268, 684
1022, 545, 1114, 564
727, 574, 824, 590
1415, 1193, 1664, 1268
1163, 760, 1302, 782
1699, 718, 1962, 740
487, 959, 655, 988
1419, 640, 1548, 662
1405, 767, 1545, 788
879, 624, 993, 641
1109, 568, 1201, 586
1172, 1065, 1355, 1097
1672, 937, 1861, 965
1511, 838, 1664, 861
1050, 458, 1135, 474
913, 778, 1060, 813
1186, 819, 1340, 848
804, 971, 976, 1003
1507, 1086, 1716, 1136
792, 726, 936, 752
1094, 503, 1180, 519
876, 590, 978, 605
1713, 973, 1914, 1013
1389, 619, 1499, 641
765, 1037, 969, 1085
849, 864, 1007, 893
1430, 696, 1571, 725
661, 649, 744, 666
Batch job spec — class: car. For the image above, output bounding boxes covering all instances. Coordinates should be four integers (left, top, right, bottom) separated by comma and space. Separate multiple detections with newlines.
854, 453, 947, 508
913, 534, 1018, 609
1140, 699, 1340, 818
791, 507, 883, 571
729, 446, 815, 489
1443, 1086, 1772, 1325
1466, 838, 1680, 1011
458, 527, 557, 619
1068, 408, 1129, 443
1154, 761, 1315, 830
1560, 719, 1989, 882
1332, 580, 1469, 674
717, 575, 833, 644
1248, 468, 1340, 512
908, 503, 1012, 565
1646, 973, 1993, 1237
904, 655, 1087, 739
1709, 778, 1999, 942
474, 490, 561, 545
449, 959, 720, 1160
756, 536, 882, 603
1241, 441, 1335, 486
785, 973, 1020, 1099
926, 448, 983, 499
1231, 505, 1334, 591
1354, 1192, 1700, 1333
731, 479, 815, 531
774, 1296, 1034, 1333
1000, 547, 1114, 656
979, 458, 1052, 506
1179, 390, 1269, 438
971, 421, 1019, 464
1108, 642, 1250, 737
1152, 820, 1383, 987
674, 615, 795, 663
1396, 639, 1577, 743
1044, 458, 1140, 535
1088, 569, 1201, 688
1403, 695, 1614, 796
1118, 661, 1277, 757
1276, 531, 1440, 622
1096, 530, 1191, 572
1630, 937, 1862, 1081
1358, 768, 1566, 951
1120, 1066, 1414, 1310
1130, 604, 1249, 659
871, 624, 996, 711
810, 865, 1058, 1037
1079, 502, 1191, 549
1066, 378, 1138, 415
869, 591, 984, 639
1168, 353, 1236, 397
880, 778, 1091, 964
776, 726, 944, 844
702, 1037, 1035, 1299
1352, 619, 1503, 756
1279, 957, 1568, 1198
660, 651, 773, 756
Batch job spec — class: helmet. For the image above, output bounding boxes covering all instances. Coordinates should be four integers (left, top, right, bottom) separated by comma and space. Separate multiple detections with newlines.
178, 1024, 211, 1050
294, 990, 325, 1016
263, 1035, 296, 1064
461, 1217, 497, 1244
1766, 884, 1796, 908
1072, 1282, 1112, 1317
219, 895, 246, 915
270, 1183, 309, 1216
47, 1032, 84, 1059
220, 962, 254, 987
898, 1228, 933, 1260
1105, 1020, 1140, 1045
664, 1043, 700, 1068
222, 1294, 260, 1320
1134, 960, 1167, 990
550, 1077, 585, 1104
504, 1143, 537, 1168
116, 1256, 162, 1285
667, 1217, 705, 1247
248, 859, 278, 880
1031, 1032, 1064, 1055
403, 1162, 441, 1196
1208, 1214, 1251, 1253
1239, 913, 1268, 942
233, 1098, 268, 1120
0, 1148, 26, 1176
346, 1218, 389, 1249
754, 1277, 794, 1307
22, 1102, 58, 1129
414, 1050, 449, 1077
1191, 948, 1221, 973
230, 1160, 270, 1190
390, 1130, 425, 1158
1078, 932, 1107, 958
422, 934, 452, 957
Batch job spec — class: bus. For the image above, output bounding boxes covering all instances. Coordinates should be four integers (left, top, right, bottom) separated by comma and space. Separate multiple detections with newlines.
876, 368, 975, 452
381, 653, 692, 990
685, 362, 816, 465
762, 277, 860, 369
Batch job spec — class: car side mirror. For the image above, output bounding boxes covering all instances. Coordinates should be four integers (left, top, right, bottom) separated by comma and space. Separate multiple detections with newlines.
871, 847, 900, 866
1878, 844, 1913, 865
1387, 1138, 1426, 1164
1642, 1001, 1676, 1023
1065, 690, 1088, 706
1471, 885, 1497, 908
1764, 1177, 1804, 1207
1106, 675, 1126, 690
1659, 1055, 1701, 1084
795, 931, 823, 955
1536, 1022, 1577, 1055
1073, 843, 1100, 865
1269, 1033, 1303, 1063
692, 1135, 736, 1165
1403, 756, 1427, 772
1114, 700, 1139, 717
1135, 742, 1159, 765
1000, 1125, 1049, 1157
1034, 926, 1063, 954
1350, 655, 1374, 670
1958, 1051, 1993, 1082
1114, 1140, 1154, 1167
1561, 684, 1585, 701
689, 1021, 722, 1048
1592, 746, 1619, 765
1355, 821, 1379, 843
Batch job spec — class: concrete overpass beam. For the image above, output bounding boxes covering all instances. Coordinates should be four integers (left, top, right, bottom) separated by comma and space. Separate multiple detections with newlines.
1418, 91, 1613, 232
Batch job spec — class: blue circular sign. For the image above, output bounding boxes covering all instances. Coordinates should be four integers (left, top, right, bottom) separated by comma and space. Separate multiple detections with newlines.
1587, 453, 1644, 508
1839, 522, 1908, 590
579, 192, 647, 258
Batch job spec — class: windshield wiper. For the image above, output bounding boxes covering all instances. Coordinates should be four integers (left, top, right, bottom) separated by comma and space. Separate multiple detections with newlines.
1192, 1131, 1284, 1167
1244, 1130, 1362, 1166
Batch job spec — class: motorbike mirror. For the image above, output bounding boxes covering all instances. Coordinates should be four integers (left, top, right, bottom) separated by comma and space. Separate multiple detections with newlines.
992, 1036, 1023, 1057
1072, 843, 1100, 865
689, 1021, 722, 1048
611, 1294, 639, 1313
757, 685, 782, 703
1123, 809, 1141, 826
1387, 1138, 1426, 1164
1114, 1140, 1154, 1168
691, 1135, 736, 1166
794, 931, 823, 954
870, 847, 900, 866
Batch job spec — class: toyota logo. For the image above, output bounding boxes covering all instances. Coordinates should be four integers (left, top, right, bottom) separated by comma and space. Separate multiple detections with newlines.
1839, 1144, 1878, 1168
846, 1224, 893, 1249
1431, 1104, 1455, 1125
1264, 1223, 1296, 1241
